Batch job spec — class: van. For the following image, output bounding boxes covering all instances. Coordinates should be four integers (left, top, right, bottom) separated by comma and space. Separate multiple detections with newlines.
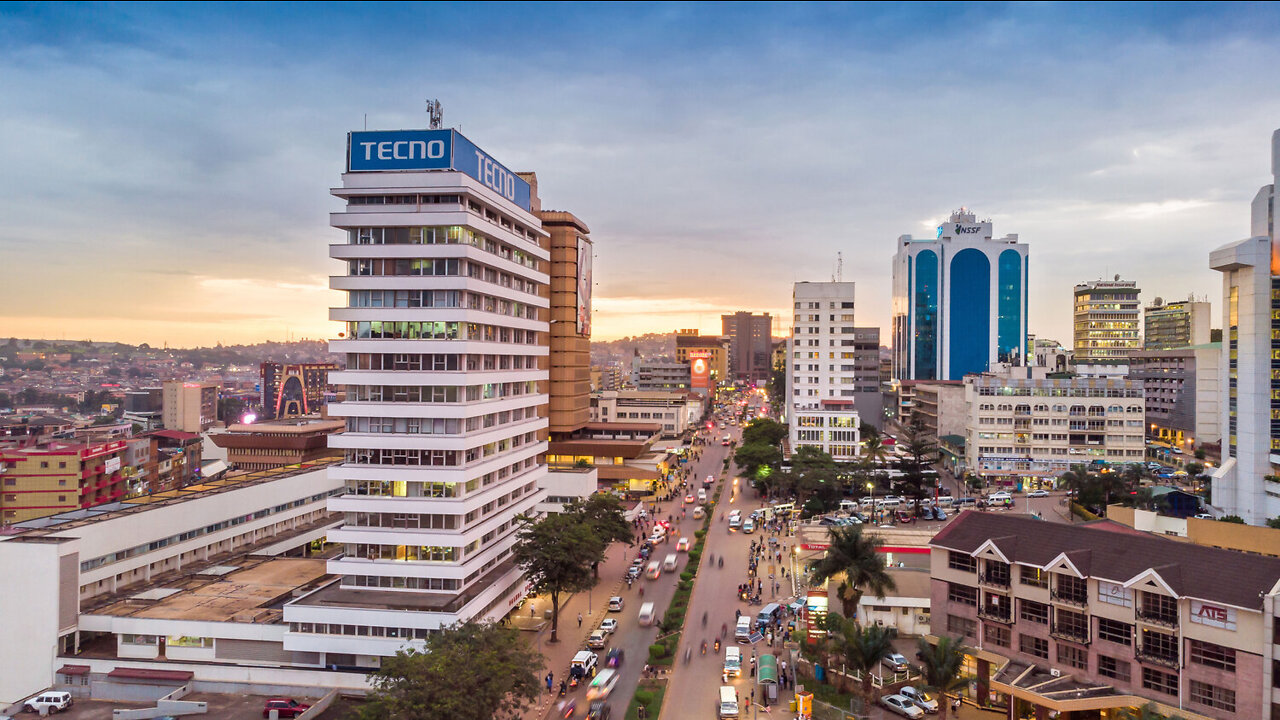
723, 646, 742, 677
735, 615, 753, 642
771, 502, 795, 517
728, 515, 742, 531
693, 506, 705, 520
663, 553, 679, 572
646, 561, 661, 579
936, 495, 955, 508
718, 686, 739, 718
742, 518, 755, 534
757, 602, 782, 629
838, 499, 858, 513
697, 489, 708, 503
638, 601, 656, 626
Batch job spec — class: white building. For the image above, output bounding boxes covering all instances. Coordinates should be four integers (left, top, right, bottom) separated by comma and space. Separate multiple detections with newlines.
964, 367, 1145, 490
1209, 128, 1280, 524
788, 282, 863, 460
891, 209, 1029, 382
589, 389, 700, 438
282, 128, 552, 664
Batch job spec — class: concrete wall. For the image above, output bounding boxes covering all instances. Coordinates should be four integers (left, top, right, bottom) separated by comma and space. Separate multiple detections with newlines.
0, 539, 66, 704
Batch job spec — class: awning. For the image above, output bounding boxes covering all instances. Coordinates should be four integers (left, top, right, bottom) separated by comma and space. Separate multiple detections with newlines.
106, 667, 193, 682
56, 665, 90, 676
757, 654, 778, 684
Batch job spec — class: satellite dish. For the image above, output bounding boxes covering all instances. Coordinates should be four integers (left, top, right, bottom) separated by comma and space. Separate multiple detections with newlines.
1153, 297, 1163, 307
1114, 274, 1120, 281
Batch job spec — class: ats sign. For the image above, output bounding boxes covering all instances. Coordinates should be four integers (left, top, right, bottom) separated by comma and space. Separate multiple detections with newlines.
1190, 600, 1237, 631
347, 129, 533, 212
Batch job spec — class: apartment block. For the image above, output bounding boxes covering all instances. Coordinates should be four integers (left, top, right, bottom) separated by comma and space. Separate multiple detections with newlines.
161, 381, 217, 433
0, 440, 128, 524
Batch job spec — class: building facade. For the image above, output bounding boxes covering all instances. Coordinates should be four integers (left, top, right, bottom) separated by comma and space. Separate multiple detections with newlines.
211, 417, 345, 471
1073, 278, 1141, 370
633, 360, 691, 392
161, 381, 217, 433
0, 440, 129, 524
964, 369, 1146, 489
261, 363, 338, 420
930, 511, 1280, 720
1144, 298, 1212, 351
537, 205, 593, 434
1129, 345, 1221, 453
787, 282, 867, 459
675, 330, 730, 390
891, 209, 1029, 382
589, 389, 700, 438
288, 127, 552, 662
721, 311, 773, 385
1210, 129, 1280, 525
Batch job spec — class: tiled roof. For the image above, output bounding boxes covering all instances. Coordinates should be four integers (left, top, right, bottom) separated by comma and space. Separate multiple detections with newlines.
931, 510, 1280, 611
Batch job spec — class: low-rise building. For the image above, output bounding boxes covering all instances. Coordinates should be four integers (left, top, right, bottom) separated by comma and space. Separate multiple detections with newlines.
929, 511, 1280, 720
210, 417, 344, 471
633, 360, 691, 392
911, 381, 966, 444
0, 440, 129, 524
590, 389, 701, 438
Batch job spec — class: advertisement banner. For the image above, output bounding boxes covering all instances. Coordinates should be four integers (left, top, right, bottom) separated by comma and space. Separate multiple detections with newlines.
1190, 600, 1237, 631
690, 350, 711, 390
576, 236, 593, 336
104, 457, 122, 474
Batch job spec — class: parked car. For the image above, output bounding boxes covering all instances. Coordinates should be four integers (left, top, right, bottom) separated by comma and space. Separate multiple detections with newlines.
587, 630, 608, 648
262, 699, 310, 719
24, 692, 73, 715
896, 510, 916, 524
600, 619, 618, 634
880, 694, 925, 719
898, 686, 939, 714
608, 596, 625, 612
931, 506, 947, 521
1027, 489, 1050, 498
988, 491, 1013, 504
881, 652, 910, 673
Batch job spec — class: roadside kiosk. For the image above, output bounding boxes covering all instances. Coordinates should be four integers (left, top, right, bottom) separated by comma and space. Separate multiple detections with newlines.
757, 653, 778, 704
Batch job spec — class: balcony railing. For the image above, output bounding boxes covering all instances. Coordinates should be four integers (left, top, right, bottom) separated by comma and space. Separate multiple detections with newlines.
1050, 590, 1089, 608
1135, 646, 1180, 669
1050, 624, 1090, 645
979, 572, 1011, 590
1136, 610, 1178, 629
977, 606, 1013, 624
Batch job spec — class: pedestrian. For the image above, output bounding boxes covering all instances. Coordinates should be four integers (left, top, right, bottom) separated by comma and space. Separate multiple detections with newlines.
546, 672, 553, 692
577, 612, 583, 627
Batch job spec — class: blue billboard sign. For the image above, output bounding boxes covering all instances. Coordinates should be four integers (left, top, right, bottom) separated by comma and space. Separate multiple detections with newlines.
347, 129, 532, 212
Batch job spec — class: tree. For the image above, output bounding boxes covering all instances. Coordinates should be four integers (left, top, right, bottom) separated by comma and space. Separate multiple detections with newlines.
916, 635, 969, 720
1061, 465, 1125, 513
1219, 515, 1246, 524
361, 620, 541, 720
741, 418, 787, 446
1267, 517, 1280, 530
734, 441, 782, 479
564, 493, 633, 577
512, 513, 600, 643
807, 526, 896, 617
1114, 702, 1187, 720
829, 616, 895, 707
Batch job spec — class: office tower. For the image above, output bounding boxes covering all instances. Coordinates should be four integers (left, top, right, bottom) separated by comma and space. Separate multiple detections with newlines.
536, 204, 593, 434
891, 208, 1029, 381
260, 362, 338, 419
721, 312, 773, 385
1072, 277, 1141, 370
161, 380, 218, 432
787, 282, 864, 459
288, 127, 551, 653
1209, 128, 1280, 524
1142, 297, 1211, 350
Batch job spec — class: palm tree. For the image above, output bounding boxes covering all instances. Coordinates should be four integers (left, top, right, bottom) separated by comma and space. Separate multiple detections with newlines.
916, 635, 969, 720
832, 619, 895, 711
808, 526, 896, 617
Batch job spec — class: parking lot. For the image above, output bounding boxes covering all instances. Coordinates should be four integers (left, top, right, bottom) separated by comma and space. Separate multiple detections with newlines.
37, 692, 323, 720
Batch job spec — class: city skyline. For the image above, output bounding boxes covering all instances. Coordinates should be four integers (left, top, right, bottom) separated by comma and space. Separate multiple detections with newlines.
3, 3, 1280, 346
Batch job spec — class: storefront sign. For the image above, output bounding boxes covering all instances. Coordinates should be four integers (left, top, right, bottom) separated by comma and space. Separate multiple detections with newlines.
1190, 601, 1237, 631
690, 351, 712, 390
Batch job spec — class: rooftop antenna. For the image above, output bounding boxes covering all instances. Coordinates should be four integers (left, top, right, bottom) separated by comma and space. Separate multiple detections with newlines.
832, 251, 844, 282
426, 99, 444, 129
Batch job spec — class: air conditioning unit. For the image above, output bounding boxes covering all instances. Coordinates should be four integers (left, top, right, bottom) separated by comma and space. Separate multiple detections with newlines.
1049, 668, 1062, 678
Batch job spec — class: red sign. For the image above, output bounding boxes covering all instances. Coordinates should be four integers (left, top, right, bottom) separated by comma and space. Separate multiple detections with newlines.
800, 543, 830, 551
690, 351, 712, 390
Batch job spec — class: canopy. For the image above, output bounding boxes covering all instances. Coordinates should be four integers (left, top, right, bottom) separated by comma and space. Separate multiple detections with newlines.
757, 653, 778, 684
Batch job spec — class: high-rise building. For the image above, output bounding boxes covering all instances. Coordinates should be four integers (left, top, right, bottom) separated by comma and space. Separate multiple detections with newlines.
1073, 277, 1141, 370
1210, 128, 1280, 525
536, 204, 593, 434
1129, 344, 1221, 454
286, 126, 552, 655
1143, 298, 1211, 350
721, 311, 773, 385
261, 362, 338, 419
161, 380, 218, 433
891, 209, 1029, 381
787, 282, 863, 460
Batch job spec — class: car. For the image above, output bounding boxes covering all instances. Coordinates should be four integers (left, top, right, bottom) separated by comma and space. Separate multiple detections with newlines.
1027, 489, 1050, 498
880, 694, 925, 719
988, 491, 1012, 504
684, 493, 695, 503
931, 506, 947, 521
881, 652, 910, 673
570, 650, 599, 680
606, 647, 625, 668
676, 537, 691, 552
587, 700, 612, 719
608, 596, 624, 612
625, 565, 641, 580
24, 693, 73, 715
896, 510, 916, 524
262, 699, 310, 719
587, 630, 608, 648
1193, 513, 1214, 520
600, 619, 618, 634
818, 516, 839, 526
898, 686, 939, 714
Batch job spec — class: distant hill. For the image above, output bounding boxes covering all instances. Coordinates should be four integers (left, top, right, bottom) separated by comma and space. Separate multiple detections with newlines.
591, 333, 675, 366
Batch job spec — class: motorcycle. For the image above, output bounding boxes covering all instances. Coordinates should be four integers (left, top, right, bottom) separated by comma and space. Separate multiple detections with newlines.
561, 698, 577, 718
714, 638, 721, 652
718, 556, 723, 569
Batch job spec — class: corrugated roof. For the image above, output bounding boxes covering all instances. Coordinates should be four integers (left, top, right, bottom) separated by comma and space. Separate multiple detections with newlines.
931, 510, 1280, 610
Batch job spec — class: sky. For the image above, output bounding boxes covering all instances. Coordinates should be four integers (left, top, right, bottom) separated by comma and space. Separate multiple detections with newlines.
2, 2, 1280, 347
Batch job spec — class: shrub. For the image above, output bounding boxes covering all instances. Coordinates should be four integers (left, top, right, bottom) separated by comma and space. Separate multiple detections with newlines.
687, 550, 701, 563
680, 571, 693, 582
647, 644, 667, 663
694, 530, 706, 539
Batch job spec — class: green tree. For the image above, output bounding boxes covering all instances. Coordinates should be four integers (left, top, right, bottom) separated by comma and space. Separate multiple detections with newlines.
1062, 465, 1125, 512
512, 513, 600, 643
1219, 515, 1246, 524
734, 441, 782, 479
916, 635, 969, 720
1267, 517, 1280, 530
829, 616, 895, 707
360, 620, 540, 720
564, 493, 634, 577
807, 526, 896, 617
741, 418, 787, 446
1185, 462, 1205, 477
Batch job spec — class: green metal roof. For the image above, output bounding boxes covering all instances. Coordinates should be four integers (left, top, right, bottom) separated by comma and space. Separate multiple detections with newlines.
757, 654, 778, 683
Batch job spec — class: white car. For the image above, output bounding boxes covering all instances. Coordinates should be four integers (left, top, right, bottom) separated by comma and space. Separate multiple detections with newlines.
1027, 489, 1050, 498
881, 652, 910, 673
23, 692, 73, 715
676, 537, 691, 552
587, 629, 608, 648
880, 694, 925, 719
988, 491, 1013, 504
898, 686, 939, 714
600, 619, 618, 634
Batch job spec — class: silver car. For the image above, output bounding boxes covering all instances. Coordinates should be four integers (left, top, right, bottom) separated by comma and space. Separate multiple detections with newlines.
880, 694, 924, 719
898, 686, 939, 714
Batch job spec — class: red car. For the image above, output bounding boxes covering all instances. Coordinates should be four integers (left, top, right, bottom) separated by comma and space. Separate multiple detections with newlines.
263, 698, 311, 718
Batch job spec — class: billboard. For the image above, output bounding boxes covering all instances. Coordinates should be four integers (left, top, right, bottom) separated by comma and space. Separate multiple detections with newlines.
576, 235, 593, 336
690, 350, 712, 390
347, 129, 532, 212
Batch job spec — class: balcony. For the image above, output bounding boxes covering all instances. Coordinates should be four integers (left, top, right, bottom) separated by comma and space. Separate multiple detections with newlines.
978, 605, 1012, 624
979, 572, 1011, 590
1050, 624, 1090, 645
1135, 646, 1180, 669
1136, 610, 1178, 629
1050, 590, 1088, 609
